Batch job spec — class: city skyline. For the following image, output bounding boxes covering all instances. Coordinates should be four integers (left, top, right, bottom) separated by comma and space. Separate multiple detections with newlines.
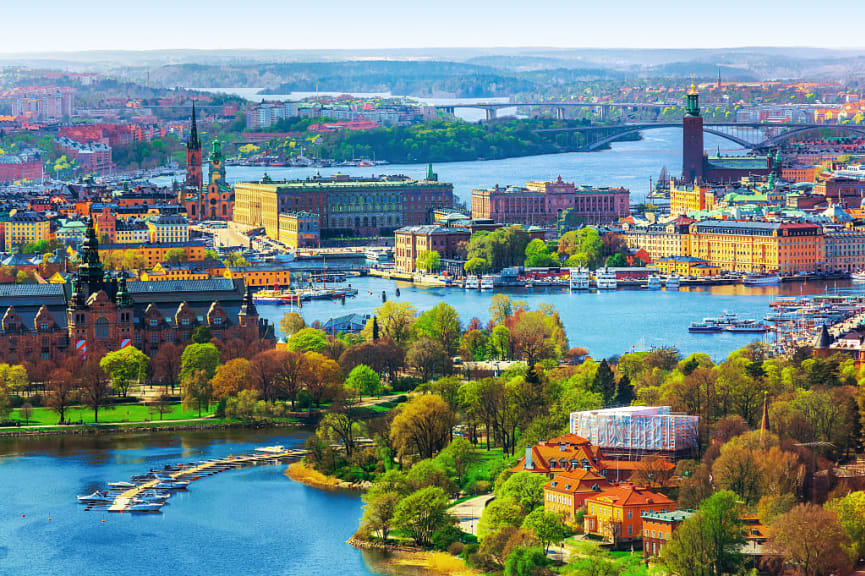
4, 0, 865, 53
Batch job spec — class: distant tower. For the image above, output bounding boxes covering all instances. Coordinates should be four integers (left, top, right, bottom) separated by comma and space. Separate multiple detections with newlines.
717, 67, 722, 91
185, 102, 203, 189
682, 83, 704, 183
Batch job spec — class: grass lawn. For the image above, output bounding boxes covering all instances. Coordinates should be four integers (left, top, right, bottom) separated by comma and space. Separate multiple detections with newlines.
8, 402, 216, 426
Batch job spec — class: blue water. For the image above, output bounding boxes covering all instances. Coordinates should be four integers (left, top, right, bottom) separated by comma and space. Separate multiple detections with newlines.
260, 276, 864, 361
0, 430, 388, 576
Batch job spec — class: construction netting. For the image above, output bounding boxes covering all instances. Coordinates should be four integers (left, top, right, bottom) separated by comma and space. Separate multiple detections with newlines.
570, 406, 699, 451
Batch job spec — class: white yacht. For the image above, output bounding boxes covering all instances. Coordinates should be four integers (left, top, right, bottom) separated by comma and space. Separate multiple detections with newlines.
77, 491, 112, 503
646, 274, 662, 290
569, 268, 590, 290
743, 273, 781, 286
480, 275, 496, 290
465, 276, 480, 290
665, 275, 681, 290
595, 268, 617, 290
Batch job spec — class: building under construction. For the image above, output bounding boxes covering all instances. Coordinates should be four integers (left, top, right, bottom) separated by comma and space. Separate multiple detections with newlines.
570, 406, 699, 461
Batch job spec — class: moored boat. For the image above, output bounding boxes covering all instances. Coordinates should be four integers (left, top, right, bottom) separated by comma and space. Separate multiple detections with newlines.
646, 274, 662, 290
688, 320, 723, 333
665, 275, 681, 290
595, 268, 617, 290
465, 276, 480, 290
724, 321, 771, 333
743, 273, 781, 286
569, 268, 590, 290
480, 275, 495, 290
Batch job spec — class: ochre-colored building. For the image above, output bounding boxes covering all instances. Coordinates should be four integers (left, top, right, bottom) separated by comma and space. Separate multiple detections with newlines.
642, 510, 693, 559
670, 182, 716, 216
393, 225, 470, 274
623, 217, 694, 261
584, 485, 676, 543
6, 211, 50, 248
278, 211, 320, 248
543, 469, 611, 523
99, 241, 206, 269
654, 256, 720, 277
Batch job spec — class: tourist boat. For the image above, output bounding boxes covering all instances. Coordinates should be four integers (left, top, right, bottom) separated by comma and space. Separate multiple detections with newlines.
128, 502, 163, 513
77, 491, 112, 503
688, 320, 723, 333
646, 274, 662, 290
465, 276, 480, 290
365, 248, 393, 262
107, 481, 136, 489
743, 273, 781, 286
254, 445, 287, 454
134, 492, 171, 503
569, 268, 590, 290
155, 480, 189, 490
665, 275, 681, 290
595, 268, 617, 290
252, 289, 302, 305
480, 275, 496, 290
723, 321, 771, 333
852, 271, 865, 281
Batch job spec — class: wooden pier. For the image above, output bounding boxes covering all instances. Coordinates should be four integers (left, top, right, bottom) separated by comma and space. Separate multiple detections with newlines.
107, 447, 306, 512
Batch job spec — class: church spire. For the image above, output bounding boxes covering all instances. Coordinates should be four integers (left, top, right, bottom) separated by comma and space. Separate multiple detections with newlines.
188, 101, 201, 151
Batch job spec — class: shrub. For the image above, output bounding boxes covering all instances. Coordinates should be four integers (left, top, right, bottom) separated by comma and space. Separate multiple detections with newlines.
447, 541, 464, 556
431, 524, 463, 551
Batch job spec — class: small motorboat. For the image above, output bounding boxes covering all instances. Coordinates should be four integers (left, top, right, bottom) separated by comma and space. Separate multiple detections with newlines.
77, 491, 112, 503
155, 480, 189, 490
108, 481, 136, 489
128, 502, 163, 512
134, 493, 170, 503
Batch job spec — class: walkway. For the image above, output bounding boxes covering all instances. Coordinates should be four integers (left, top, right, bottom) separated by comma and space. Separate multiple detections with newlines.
449, 493, 495, 536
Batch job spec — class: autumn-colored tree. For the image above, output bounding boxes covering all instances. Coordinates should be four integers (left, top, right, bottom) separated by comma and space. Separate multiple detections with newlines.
211, 357, 251, 400
248, 350, 281, 401
630, 454, 674, 488
303, 351, 342, 407
390, 394, 455, 460
771, 504, 850, 576
406, 337, 452, 381
79, 359, 112, 423
46, 368, 77, 424
273, 350, 309, 408
153, 342, 182, 391
363, 301, 417, 345
508, 309, 566, 365
339, 338, 404, 381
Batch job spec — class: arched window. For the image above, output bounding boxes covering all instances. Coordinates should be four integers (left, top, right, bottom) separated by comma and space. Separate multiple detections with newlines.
96, 317, 109, 339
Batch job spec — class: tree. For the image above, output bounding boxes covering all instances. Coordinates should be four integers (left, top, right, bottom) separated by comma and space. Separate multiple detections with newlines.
367, 301, 416, 345
416, 303, 462, 355
46, 369, 77, 424
489, 325, 511, 360
661, 491, 744, 576
489, 294, 517, 325
303, 351, 342, 407
79, 359, 112, 423
392, 486, 455, 547
0, 364, 28, 395
503, 546, 550, 576
464, 257, 488, 274
224, 389, 260, 420
182, 369, 213, 418
190, 326, 212, 344
509, 310, 566, 365
361, 488, 402, 541
286, 328, 328, 353
592, 358, 616, 405
274, 350, 310, 408
826, 491, 865, 561
318, 395, 364, 458
459, 329, 488, 362
630, 455, 674, 488
711, 443, 763, 506
100, 346, 149, 398
20, 402, 33, 425
604, 253, 627, 267
180, 343, 220, 381
149, 394, 173, 421
415, 250, 441, 272
165, 248, 187, 263
406, 337, 452, 381
153, 342, 182, 391
279, 311, 306, 339
438, 437, 478, 485
497, 471, 547, 513
771, 504, 850, 576
524, 238, 558, 268
521, 509, 567, 552
211, 357, 251, 400
613, 374, 634, 406
390, 394, 455, 460
345, 364, 381, 400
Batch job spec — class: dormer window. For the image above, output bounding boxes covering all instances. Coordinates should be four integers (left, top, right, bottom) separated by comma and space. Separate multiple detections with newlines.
181, 317, 190, 326
149, 318, 158, 327
39, 322, 49, 331
213, 317, 222, 327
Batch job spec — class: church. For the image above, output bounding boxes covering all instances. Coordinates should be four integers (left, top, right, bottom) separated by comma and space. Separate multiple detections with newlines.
181, 103, 235, 221
0, 220, 271, 364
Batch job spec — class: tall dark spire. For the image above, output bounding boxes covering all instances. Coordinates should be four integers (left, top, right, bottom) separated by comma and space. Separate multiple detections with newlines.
78, 217, 104, 296
188, 101, 201, 151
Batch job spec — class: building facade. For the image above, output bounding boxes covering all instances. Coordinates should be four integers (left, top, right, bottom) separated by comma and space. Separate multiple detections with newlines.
543, 470, 611, 522
277, 211, 320, 248
6, 211, 50, 248
584, 486, 676, 543
623, 217, 694, 261
824, 231, 865, 272
393, 225, 470, 274
642, 510, 693, 559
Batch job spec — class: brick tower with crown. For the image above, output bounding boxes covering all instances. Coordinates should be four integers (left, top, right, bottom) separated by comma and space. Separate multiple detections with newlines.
185, 102, 203, 189
682, 83, 704, 183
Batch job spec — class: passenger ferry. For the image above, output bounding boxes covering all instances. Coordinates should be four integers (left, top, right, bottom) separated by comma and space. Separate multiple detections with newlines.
365, 248, 393, 262
724, 321, 771, 333
595, 268, 617, 290
465, 276, 480, 290
743, 273, 781, 286
253, 289, 302, 305
646, 274, 662, 290
480, 275, 496, 290
688, 319, 724, 333
665, 275, 681, 290
569, 268, 590, 290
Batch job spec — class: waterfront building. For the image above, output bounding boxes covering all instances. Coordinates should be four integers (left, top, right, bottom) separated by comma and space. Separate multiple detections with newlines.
622, 216, 694, 261
584, 485, 676, 543
393, 225, 470, 274
642, 510, 694, 559
543, 470, 611, 523
278, 211, 320, 248
0, 222, 271, 362
824, 230, 865, 272
221, 265, 293, 289
471, 177, 628, 226
99, 240, 206, 269
689, 220, 824, 274
653, 255, 720, 277
234, 169, 452, 240
5, 211, 50, 248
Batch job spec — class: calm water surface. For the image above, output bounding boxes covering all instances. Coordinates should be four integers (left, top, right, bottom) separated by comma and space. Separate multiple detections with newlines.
0, 429, 415, 576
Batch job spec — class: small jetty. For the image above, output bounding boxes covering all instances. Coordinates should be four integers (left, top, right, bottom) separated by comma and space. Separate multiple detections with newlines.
87, 446, 305, 513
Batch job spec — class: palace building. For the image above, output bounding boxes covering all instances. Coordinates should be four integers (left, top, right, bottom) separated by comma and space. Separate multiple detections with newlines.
0, 220, 271, 363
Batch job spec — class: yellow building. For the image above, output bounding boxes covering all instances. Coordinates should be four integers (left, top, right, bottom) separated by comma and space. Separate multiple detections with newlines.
623, 217, 694, 261
99, 242, 206, 269
278, 211, 320, 248
689, 221, 824, 273
233, 182, 274, 232
5, 211, 50, 248
222, 266, 292, 288
139, 262, 210, 282
670, 183, 717, 216
654, 256, 720, 277
147, 214, 189, 244
116, 220, 150, 244
584, 486, 675, 543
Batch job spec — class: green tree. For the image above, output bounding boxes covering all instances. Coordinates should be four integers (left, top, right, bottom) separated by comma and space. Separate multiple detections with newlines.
390, 394, 455, 460
415, 250, 441, 272
827, 491, 865, 561
438, 437, 478, 485
345, 364, 381, 400
464, 257, 488, 274
604, 253, 627, 267
190, 326, 212, 344
363, 301, 416, 345
361, 488, 402, 541
100, 346, 149, 398
165, 248, 187, 263
504, 546, 549, 576
524, 238, 558, 267
392, 486, 455, 547
478, 496, 526, 539
592, 358, 616, 405
489, 325, 511, 359
521, 509, 567, 552
286, 327, 328, 353
497, 471, 547, 513
416, 302, 462, 355
180, 343, 220, 381
279, 311, 306, 339
182, 369, 213, 418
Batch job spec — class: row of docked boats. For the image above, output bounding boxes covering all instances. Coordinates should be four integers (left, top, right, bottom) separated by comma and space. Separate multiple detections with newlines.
252, 286, 359, 305
464, 275, 496, 290
689, 312, 771, 334
568, 268, 680, 291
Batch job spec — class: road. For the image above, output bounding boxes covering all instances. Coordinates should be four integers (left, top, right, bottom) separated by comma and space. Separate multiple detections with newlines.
449, 493, 495, 536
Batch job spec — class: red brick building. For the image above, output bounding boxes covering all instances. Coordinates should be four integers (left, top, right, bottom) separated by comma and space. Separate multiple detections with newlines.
0, 149, 42, 183
185, 103, 203, 190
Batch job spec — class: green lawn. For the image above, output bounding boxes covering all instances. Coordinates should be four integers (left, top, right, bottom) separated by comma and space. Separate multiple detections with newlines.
7, 402, 216, 426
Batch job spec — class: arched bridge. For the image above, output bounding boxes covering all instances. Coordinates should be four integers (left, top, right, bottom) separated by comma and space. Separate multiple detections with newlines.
533, 123, 865, 151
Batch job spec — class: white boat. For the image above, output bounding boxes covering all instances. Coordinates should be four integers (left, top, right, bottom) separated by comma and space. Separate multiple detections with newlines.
743, 273, 781, 286
646, 274, 662, 290
852, 270, 865, 281
108, 481, 136, 489
569, 268, 590, 290
595, 268, 617, 290
480, 275, 495, 290
134, 492, 170, 503
465, 276, 480, 290
128, 502, 163, 512
665, 275, 681, 290
254, 445, 286, 454
724, 321, 771, 333
365, 248, 393, 262
77, 491, 112, 503
155, 480, 189, 490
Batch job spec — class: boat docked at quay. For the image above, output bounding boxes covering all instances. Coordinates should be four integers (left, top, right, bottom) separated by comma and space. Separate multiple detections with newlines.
465, 276, 480, 290
480, 275, 496, 290
646, 274, 662, 290
743, 273, 781, 286
569, 268, 590, 290
252, 289, 302, 305
665, 275, 681, 290
595, 268, 617, 290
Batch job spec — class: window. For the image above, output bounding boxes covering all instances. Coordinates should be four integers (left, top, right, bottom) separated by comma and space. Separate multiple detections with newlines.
628, 526, 633, 536
181, 317, 190, 327
149, 318, 158, 328
95, 318, 109, 339
39, 321, 49, 331
213, 317, 222, 327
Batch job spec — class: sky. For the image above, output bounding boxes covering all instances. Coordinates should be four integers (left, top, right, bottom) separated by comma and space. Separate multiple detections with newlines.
3, 0, 865, 53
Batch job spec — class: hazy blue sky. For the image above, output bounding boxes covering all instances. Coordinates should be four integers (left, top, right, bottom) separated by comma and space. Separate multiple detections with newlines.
3, 0, 864, 52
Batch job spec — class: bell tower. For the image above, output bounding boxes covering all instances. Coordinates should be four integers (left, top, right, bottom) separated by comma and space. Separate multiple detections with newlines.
185, 102, 203, 189
682, 83, 704, 183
